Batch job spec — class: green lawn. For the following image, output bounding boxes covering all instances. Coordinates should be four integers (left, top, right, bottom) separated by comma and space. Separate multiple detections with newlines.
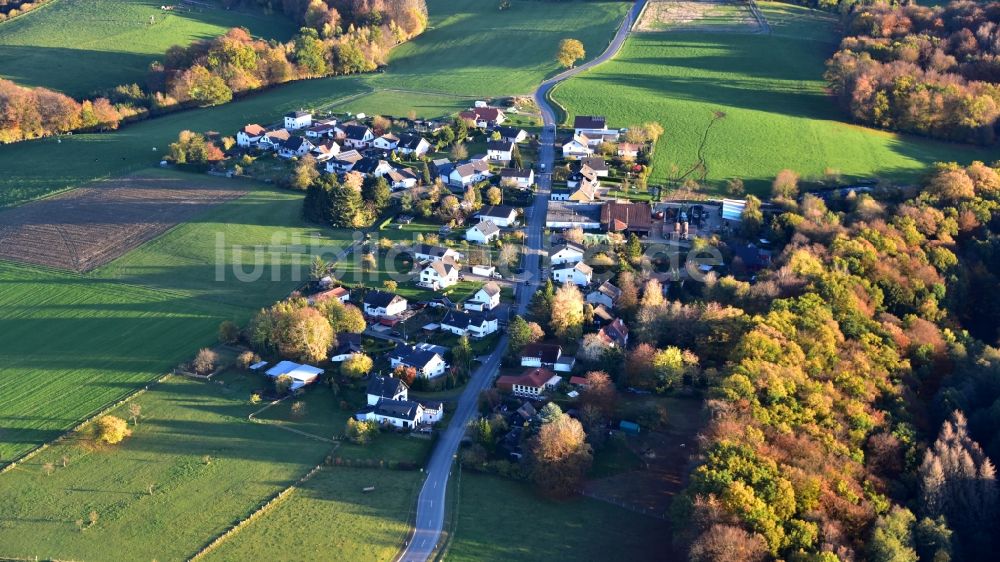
333, 89, 473, 120
0, 0, 296, 97
553, 2, 994, 195
204, 467, 421, 562
0, 173, 355, 462
0, 374, 334, 561
445, 473, 671, 561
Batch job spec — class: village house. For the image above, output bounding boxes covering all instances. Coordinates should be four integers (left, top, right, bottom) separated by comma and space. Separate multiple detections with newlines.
459, 107, 506, 128
431, 158, 454, 179
496, 125, 528, 143
465, 281, 501, 311
440, 309, 499, 338
549, 242, 585, 265
304, 122, 338, 139
581, 157, 609, 177
356, 375, 443, 428
264, 360, 324, 391
567, 182, 598, 203
329, 332, 363, 362
562, 134, 594, 158
617, 142, 640, 159
500, 168, 534, 189
592, 303, 615, 324
325, 150, 364, 174
411, 244, 461, 263
449, 161, 492, 188
343, 125, 375, 149
465, 220, 501, 244
363, 290, 408, 318
586, 280, 621, 309
497, 367, 562, 399
258, 128, 291, 151
419, 260, 459, 290
396, 133, 431, 157
237, 124, 267, 147
372, 133, 399, 151
284, 110, 313, 130
573, 115, 619, 145
521, 343, 576, 372
309, 286, 350, 305
478, 205, 518, 227
352, 157, 395, 178
598, 317, 629, 348
278, 136, 314, 159
553, 260, 593, 286
486, 140, 515, 162
387, 168, 419, 190
389, 344, 448, 379
567, 166, 599, 189
310, 139, 341, 162
601, 201, 653, 237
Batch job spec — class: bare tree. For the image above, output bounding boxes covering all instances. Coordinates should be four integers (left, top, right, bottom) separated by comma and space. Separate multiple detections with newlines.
128, 402, 142, 426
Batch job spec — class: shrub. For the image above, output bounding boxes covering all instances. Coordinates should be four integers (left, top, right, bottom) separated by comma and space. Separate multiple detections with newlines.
93, 415, 131, 445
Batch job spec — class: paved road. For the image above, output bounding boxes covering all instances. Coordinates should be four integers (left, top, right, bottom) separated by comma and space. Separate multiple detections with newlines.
397, 3, 645, 560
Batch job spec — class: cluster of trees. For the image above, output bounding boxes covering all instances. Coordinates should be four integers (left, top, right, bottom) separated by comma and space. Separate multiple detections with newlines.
0, 79, 137, 143
826, 2, 1000, 144
674, 159, 1000, 560
248, 293, 365, 363
168, 130, 225, 167
0, 0, 49, 20
302, 171, 391, 228
0, 1, 427, 143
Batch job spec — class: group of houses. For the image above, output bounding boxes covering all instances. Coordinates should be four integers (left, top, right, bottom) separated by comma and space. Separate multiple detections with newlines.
434, 105, 536, 191
465, 204, 519, 245
552, 115, 644, 203
355, 374, 443, 429
237, 110, 431, 190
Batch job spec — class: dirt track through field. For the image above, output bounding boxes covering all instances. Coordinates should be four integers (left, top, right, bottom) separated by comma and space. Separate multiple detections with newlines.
636, 0, 764, 33
0, 173, 246, 272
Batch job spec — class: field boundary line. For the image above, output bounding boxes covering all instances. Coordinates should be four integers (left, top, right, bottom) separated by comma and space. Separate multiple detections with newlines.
580, 489, 670, 521
0, 372, 172, 474
187, 458, 334, 561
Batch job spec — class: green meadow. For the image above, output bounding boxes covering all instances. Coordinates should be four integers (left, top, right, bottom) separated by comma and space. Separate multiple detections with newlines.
0, 0, 296, 97
552, 2, 994, 194
204, 467, 421, 562
0, 373, 335, 560
446, 473, 671, 561
0, 171, 343, 462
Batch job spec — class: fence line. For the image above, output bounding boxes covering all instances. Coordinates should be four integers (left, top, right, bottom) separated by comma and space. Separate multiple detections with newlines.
580, 489, 669, 521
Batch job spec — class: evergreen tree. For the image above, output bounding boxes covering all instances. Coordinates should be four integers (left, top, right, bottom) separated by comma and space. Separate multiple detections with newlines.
421, 161, 431, 185
361, 175, 391, 213
330, 183, 363, 228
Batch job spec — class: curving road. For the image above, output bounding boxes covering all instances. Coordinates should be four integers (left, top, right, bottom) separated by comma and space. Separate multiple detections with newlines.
397, 3, 645, 560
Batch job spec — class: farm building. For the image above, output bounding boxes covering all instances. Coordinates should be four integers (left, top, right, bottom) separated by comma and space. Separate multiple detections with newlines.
264, 361, 324, 391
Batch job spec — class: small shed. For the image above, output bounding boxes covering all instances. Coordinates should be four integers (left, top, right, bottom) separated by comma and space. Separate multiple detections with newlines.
619, 420, 640, 435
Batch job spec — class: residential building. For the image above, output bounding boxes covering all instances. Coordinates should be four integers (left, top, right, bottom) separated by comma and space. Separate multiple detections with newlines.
387, 168, 418, 190
486, 140, 514, 162
449, 161, 492, 187
389, 344, 448, 379
497, 368, 562, 398
372, 133, 399, 151
284, 110, 313, 130
304, 122, 338, 139
352, 157, 395, 178
431, 158, 454, 179
496, 126, 528, 143
567, 166, 599, 189
553, 261, 592, 286
465, 220, 501, 244
258, 128, 290, 151
562, 134, 594, 158
568, 182, 598, 203
278, 136, 314, 159
573, 115, 619, 144
396, 133, 431, 157
365, 374, 408, 406
419, 260, 459, 290
309, 286, 350, 305
465, 281, 501, 311
592, 303, 614, 324
598, 318, 629, 348
521, 343, 576, 372
586, 281, 621, 309
617, 143, 640, 159
363, 290, 408, 318
237, 124, 266, 147
343, 125, 375, 149
440, 309, 499, 338
581, 157, 609, 177
330, 332, 363, 362
500, 168, 534, 189
478, 205, 518, 227
411, 244, 461, 263
325, 150, 364, 174
357, 376, 444, 428
459, 107, 506, 128
549, 242, 585, 265
310, 139, 341, 162
601, 201, 653, 236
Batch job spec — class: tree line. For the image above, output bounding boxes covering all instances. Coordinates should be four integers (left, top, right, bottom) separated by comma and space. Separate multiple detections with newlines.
673, 160, 1000, 562
826, 1, 1000, 145
0, 0, 427, 143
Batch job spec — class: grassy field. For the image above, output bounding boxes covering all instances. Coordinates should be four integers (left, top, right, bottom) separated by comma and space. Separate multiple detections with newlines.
0, 0, 295, 97
553, 2, 994, 194
0, 373, 335, 561
445, 473, 671, 561
0, 173, 349, 462
204, 467, 421, 562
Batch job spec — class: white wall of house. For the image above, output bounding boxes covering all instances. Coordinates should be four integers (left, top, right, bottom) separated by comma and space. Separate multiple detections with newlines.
285, 114, 312, 130
550, 247, 584, 265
